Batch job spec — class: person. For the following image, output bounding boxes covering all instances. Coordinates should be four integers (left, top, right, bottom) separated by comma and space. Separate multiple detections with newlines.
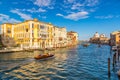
46, 53, 49, 56
39, 54, 42, 56
49, 53, 51, 55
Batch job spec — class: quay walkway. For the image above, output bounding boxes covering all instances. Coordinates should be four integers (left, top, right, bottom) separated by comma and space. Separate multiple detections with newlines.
0, 47, 56, 53
0, 48, 24, 53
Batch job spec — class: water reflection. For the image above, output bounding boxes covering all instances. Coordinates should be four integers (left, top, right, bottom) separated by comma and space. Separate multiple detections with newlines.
0, 44, 119, 80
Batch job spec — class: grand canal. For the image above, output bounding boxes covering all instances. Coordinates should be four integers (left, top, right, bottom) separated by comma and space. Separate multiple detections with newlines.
0, 44, 119, 80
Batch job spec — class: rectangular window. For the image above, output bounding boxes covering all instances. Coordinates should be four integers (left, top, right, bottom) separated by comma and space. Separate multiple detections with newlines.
40, 25, 45, 29
37, 24, 39, 29
32, 23, 34, 28
26, 28, 28, 32
7, 28, 11, 33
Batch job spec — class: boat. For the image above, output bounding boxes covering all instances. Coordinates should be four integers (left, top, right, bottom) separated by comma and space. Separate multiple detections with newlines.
98, 44, 101, 47
34, 53, 54, 60
82, 43, 90, 47
117, 70, 120, 77
112, 46, 117, 51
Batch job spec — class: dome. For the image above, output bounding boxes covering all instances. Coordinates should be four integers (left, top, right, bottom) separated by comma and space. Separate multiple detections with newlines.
94, 32, 99, 38
100, 34, 105, 37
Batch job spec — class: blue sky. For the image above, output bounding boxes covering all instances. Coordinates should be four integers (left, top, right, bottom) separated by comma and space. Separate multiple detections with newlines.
0, 0, 120, 40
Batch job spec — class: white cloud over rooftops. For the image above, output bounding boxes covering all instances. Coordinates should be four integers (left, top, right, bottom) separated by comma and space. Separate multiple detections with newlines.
95, 15, 120, 19
10, 9, 33, 20
0, 14, 20, 23
56, 11, 89, 21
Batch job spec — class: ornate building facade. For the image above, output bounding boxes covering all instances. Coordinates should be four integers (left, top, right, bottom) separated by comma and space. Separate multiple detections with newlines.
0, 19, 78, 49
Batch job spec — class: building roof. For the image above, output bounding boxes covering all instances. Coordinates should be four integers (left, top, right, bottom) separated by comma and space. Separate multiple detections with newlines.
1, 23, 13, 25
111, 31, 120, 35
68, 31, 77, 33
1, 18, 53, 25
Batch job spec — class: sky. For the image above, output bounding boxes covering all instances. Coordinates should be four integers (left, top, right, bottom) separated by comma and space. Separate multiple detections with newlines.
0, 0, 120, 40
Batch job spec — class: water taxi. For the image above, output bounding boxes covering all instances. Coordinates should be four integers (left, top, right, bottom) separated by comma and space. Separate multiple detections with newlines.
34, 53, 54, 60
112, 46, 117, 51
82, 43, 90, 47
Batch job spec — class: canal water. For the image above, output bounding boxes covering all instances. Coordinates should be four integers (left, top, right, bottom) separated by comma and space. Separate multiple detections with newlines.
0, 44, 119, 80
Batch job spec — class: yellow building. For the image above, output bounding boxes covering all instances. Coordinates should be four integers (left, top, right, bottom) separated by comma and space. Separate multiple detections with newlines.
1, 23, 15, 47
0, 19, 78, 49
1, 23, 13, 38
0, 19, 53, 49
110, 31, 120, 46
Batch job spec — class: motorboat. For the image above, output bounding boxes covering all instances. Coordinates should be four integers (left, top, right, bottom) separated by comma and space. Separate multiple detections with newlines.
112, 46, 117, 51
82, 43, 90, 47
34, 53, 54, 60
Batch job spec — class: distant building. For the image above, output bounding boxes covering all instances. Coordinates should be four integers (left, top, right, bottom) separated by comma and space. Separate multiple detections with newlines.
67, 31, 79, 46
110, 31, 120, 46
99, 34, 109, 44
94, 32, 99, 38
100, 34, 105, 38
90, 32, 109, 44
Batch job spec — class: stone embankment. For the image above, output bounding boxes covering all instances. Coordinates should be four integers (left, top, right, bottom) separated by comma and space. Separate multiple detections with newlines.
0, 48, 23, 53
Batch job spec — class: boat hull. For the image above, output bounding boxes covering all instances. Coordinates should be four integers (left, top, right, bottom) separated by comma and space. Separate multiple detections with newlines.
34, 54, 54, 60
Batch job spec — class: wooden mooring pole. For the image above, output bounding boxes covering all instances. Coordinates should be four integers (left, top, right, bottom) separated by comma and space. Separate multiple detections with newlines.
113, 52, 117, 68
118, 48, 120, 62
108, 58, 111, 77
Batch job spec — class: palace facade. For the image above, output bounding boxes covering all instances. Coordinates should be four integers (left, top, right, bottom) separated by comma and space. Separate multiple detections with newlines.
0, 19, 78, 49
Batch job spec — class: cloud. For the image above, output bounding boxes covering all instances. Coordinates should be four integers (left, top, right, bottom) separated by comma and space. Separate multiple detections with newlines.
62, 0, 99, 15
64, 0, 99, 7
27, 8, 46, 13
34, 0, 51, 7
10, 9, 32, 20
0, 14, 20, 23
64, 0, 75, 3
33, 0, 54, 13
84, 0, 99, 7
38, 15, 47, 19
95, 15, 120, 19
13, 8, 46, 13
38, 8, 46, 12
71, 3, 83, 10
56, 11, 89, 21
56, 13, 64, 17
